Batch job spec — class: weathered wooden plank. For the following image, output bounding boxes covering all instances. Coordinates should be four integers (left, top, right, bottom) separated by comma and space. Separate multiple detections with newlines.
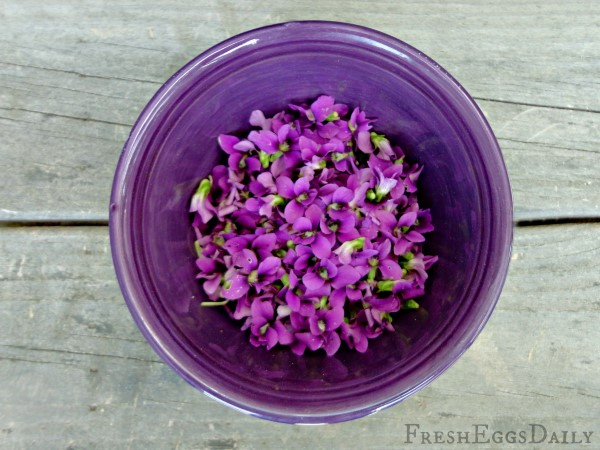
0, 1, 599, 222
0, 225, 598, 448
481, 104, 600, 221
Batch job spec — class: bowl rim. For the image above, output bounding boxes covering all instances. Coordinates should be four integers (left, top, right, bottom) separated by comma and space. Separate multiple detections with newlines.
109, 20, 513, 424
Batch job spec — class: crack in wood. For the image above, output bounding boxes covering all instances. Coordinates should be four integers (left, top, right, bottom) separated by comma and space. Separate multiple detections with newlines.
0, 343, 162, 364
0, 105, 132, 128
0, 60, 163, 85
474, 96, 600, 115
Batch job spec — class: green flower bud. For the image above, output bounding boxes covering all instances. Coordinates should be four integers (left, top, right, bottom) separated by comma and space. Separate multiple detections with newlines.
269, 150, 283, 162
196, 176, 212, 198
259, 151, 270, 168
317, 320, 327, 332
325, 111, 340, 122
247, 270, 258, 284
194, 240, 202, 257
377, 280, 395, 292
402, 299, 419, 310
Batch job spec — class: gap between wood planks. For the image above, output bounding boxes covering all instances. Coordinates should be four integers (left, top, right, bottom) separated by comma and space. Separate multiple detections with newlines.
1, 217, 600, 228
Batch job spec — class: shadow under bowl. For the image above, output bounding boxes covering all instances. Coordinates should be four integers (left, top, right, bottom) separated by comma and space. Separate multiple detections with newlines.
109, 21, 513, 424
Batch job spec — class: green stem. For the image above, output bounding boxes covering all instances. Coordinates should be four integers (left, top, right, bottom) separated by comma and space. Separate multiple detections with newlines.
201, 300, 229, 307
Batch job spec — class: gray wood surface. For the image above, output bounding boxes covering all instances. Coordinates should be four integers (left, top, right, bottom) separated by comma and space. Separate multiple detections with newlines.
0, 0, 599, 222
1, 225, 598, 449
1, 1, 599, 449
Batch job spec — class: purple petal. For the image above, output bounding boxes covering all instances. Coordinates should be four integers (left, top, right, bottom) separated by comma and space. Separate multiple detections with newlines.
251, 299, 274, 321
283, 151, 302, 169
424, 255, 439, 270
274, 320, 294, 345
357, 130, 374, 153
236, 248, 258, 272
195, 257, 216, 273
398, 211, 418, 228
323, 331, 341, 356
379, 259, 403, 279
402, 287, 425, 299
232, 210, 259, 229
257, 172, 276, 190
329, 289, 347, 308
301, 189, 318, 206
245, 157, 261, 173
347, 287, 362, 301
299, 302, 317, 317
277, 124, 291, 143
309, 316, 324, 336
337, 213, 356, 233
305, 204, 323, 229
375, 210, 398, 230
332, 265, 361, 289
341, 323, 368, 353
378, 239, 392, 260
291, 341, 307, 356
295, 332, 323, 351
293, 217, 313, 233
257, 256, 281, 276
233, 140, 255, 152
368, 296, 401, 312
265, 327, 278, 350
293, 177, 310, 196
394, 239, 412, 256
317, 122, 339, 139
194, 198, 215, 224
392, 279, 413, 293
227, 152, 244, 170
303, 272, 325, 291
276, 176, 295, 199
284, 200, 305, 223
304, 283, 331, 299
312, 235, 332, 259
310, 95, 335, 123
249, 110, 271, 130
270, 157, 286, 178
406, 230, 426, 242
248, 130, 279, 154
324, 307, 344, 331
221, 274, 249, 299
217, 134, 240, 154
286, 289, 301, 312
249, 180, 268, 196
333, 102, 348, 117
298, 136, 319, 157
293, 254, 311, 272
258, 201, 274, 218
332, 186, 354, 204
203, 276, 221, 296
320, 258, 338, 279
223, 236, 249, 254
252, 233, 277, 252
336, 229, 361, 243
244, 197, 261, 213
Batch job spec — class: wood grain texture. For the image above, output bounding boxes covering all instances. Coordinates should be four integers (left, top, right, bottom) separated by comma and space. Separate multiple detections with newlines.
1, 225, 598, 449
0, 0, 599, 222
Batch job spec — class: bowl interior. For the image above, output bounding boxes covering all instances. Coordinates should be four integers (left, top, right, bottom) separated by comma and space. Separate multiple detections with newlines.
110, 22, 512, 423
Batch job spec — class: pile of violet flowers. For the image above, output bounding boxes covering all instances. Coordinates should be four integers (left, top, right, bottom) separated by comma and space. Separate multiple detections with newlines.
190, 96, 437, 356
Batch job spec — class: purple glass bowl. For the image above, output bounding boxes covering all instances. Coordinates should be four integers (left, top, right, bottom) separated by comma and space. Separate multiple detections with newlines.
109, 21, 512, 424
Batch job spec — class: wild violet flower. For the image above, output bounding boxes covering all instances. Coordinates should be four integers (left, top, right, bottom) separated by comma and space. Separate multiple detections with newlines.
191, 96, 437, 356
